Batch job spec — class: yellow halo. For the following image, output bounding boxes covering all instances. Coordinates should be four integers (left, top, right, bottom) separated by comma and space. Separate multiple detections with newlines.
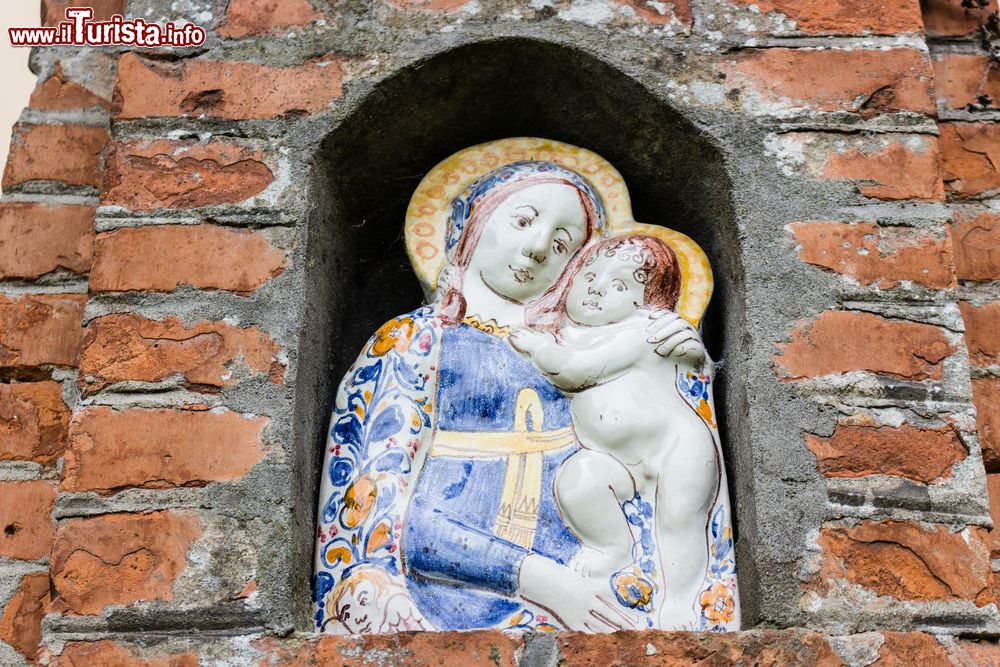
404, 137, 713, 327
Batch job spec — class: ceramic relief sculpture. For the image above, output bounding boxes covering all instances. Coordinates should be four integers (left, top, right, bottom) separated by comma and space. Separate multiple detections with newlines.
313, 138, 739, 635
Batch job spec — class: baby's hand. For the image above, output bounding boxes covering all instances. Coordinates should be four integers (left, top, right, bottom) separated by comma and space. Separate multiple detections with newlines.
509, 328, 552, 356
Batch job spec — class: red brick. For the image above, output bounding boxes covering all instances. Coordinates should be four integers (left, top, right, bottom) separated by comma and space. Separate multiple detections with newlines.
2, 124, 108, 190
114, 53, 346, 120
613, 0, 691, 26
774, 310, 954, 380
876, 633, 952, 666
806, 421, 966, 483
921, 0, 998, 37
218, 0, 322, 37
987, 474, 1000, 558
791, 221, 954, 288
102, 140, 274, 210
813, 521, 993, 605
0, 481, 55, 560
0, 572, 50, 661
0, 203, 94, 279
819, 135, 944, 201
954, 639, 1000, 666
941, 123, 1000, 198
260, 631, 522, 667
50, 641, 198, 667
727, 49, 934, 115
29, 63, 109, 112
959, 300, 1000, 366
0, 294, 85, 369
973, 378, 1000, 471
63, 407, 270, 494
933, 54, 1000, 112
90, 225, 285, 294
385, 0, 478, 10
50, 511, 202, 615
80, 314, 285, 392
42, 0, 125, 26
0, 381, 69, 465
953, 210, 1000, 281
726, 0, 923, 34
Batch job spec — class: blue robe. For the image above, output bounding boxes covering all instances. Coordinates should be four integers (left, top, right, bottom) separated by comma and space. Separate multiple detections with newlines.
403, 323, 581, 629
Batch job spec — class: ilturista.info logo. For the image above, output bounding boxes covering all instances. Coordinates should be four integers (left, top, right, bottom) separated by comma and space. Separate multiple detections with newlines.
9, 7, 206, 48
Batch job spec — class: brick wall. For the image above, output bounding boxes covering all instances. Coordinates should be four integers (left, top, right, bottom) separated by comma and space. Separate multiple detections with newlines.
0, 0, 998, 664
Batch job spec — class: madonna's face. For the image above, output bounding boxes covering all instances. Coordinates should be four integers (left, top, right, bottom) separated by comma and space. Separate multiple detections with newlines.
467, 182, 589, 303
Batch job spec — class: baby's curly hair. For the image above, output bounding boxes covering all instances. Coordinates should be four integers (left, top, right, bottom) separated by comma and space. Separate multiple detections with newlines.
526, 234, 681, 333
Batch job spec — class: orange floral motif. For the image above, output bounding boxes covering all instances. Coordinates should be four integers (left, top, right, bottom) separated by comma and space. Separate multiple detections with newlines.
366, 521, 392, 555
612, 571, 655, 611
342, 475, 377, 528
699, 582, 735, 624
371, 317, 416, 356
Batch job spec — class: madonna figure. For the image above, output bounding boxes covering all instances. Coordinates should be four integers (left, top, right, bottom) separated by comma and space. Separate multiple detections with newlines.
313, 141, 739, 635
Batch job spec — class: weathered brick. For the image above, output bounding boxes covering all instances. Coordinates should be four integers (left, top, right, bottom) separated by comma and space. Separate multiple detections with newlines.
90, 225, 286, 294
613, 0, 691, 26
102, 140, 274, 210
0, 203, 94, 279
0, 294, 85, 369
385, 0, 484, 10
0, 381, 69, 465
941, 123, 1000, 198
954, 639, 1000, 666
50, 511, 202, 615
953, 210, 1000, 281
0, 481, 55, 561
987, 474, 1000, 558
725, 0, 923, 34
776, 133, 943, 201
959, 300, 1000, 366
921, 0, 998, 37
806, 421, 966, 483
114, 53, 346, 120
932, 54, 1000, 112
2, 124, 108, 190
80, 314, 285, 392
50, 641, 198, 667
790, 221, 954, 288
218, 0, 322, 37
774, 310, 954, 380
42, 0, 125, 26
727, 49, 934, 115
29, 63, 109, 111
973, 378, 1000, 471
0, 572, 49, 661
814, 521, 994, 605
552, 630, 841, 666
877, 633, 952, 665
63, 407, 270, 494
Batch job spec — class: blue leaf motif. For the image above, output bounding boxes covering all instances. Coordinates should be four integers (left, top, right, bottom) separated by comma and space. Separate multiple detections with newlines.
332, 414, 362, 448
321, 491, 342, 524
353, 359, 382, 384
372, 449, 408, 474
369, 405, 404, 443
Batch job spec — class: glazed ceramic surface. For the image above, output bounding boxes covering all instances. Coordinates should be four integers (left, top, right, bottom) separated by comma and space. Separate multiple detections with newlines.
313, 139, 739, 635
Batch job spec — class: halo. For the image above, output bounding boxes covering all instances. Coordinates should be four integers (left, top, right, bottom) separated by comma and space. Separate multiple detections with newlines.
404, 137, 713, 327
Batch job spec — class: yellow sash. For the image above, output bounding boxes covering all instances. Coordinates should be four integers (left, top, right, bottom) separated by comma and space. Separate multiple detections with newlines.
429, 387, 575, 548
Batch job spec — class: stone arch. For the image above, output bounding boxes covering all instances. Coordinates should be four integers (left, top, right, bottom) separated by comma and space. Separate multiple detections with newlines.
291, 36, 751, 629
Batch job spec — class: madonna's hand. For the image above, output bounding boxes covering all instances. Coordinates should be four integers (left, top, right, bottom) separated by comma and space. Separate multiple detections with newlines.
646, 310, 706, 366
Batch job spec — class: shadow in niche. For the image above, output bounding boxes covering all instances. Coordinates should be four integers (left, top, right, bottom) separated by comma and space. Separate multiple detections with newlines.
292, 36, 748, 630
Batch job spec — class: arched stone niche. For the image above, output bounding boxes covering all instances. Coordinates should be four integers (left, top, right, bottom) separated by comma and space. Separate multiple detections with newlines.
291, 36, 756, 631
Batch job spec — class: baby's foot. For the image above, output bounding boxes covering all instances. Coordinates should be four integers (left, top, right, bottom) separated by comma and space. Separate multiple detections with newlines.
570, 547, 621, 578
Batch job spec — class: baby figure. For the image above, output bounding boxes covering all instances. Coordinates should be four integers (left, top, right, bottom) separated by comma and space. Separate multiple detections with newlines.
510, 234, 722, 628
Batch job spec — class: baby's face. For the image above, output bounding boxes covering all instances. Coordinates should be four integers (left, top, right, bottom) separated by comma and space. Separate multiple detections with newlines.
566, 251, 646, 326
335, 580, 378, 634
